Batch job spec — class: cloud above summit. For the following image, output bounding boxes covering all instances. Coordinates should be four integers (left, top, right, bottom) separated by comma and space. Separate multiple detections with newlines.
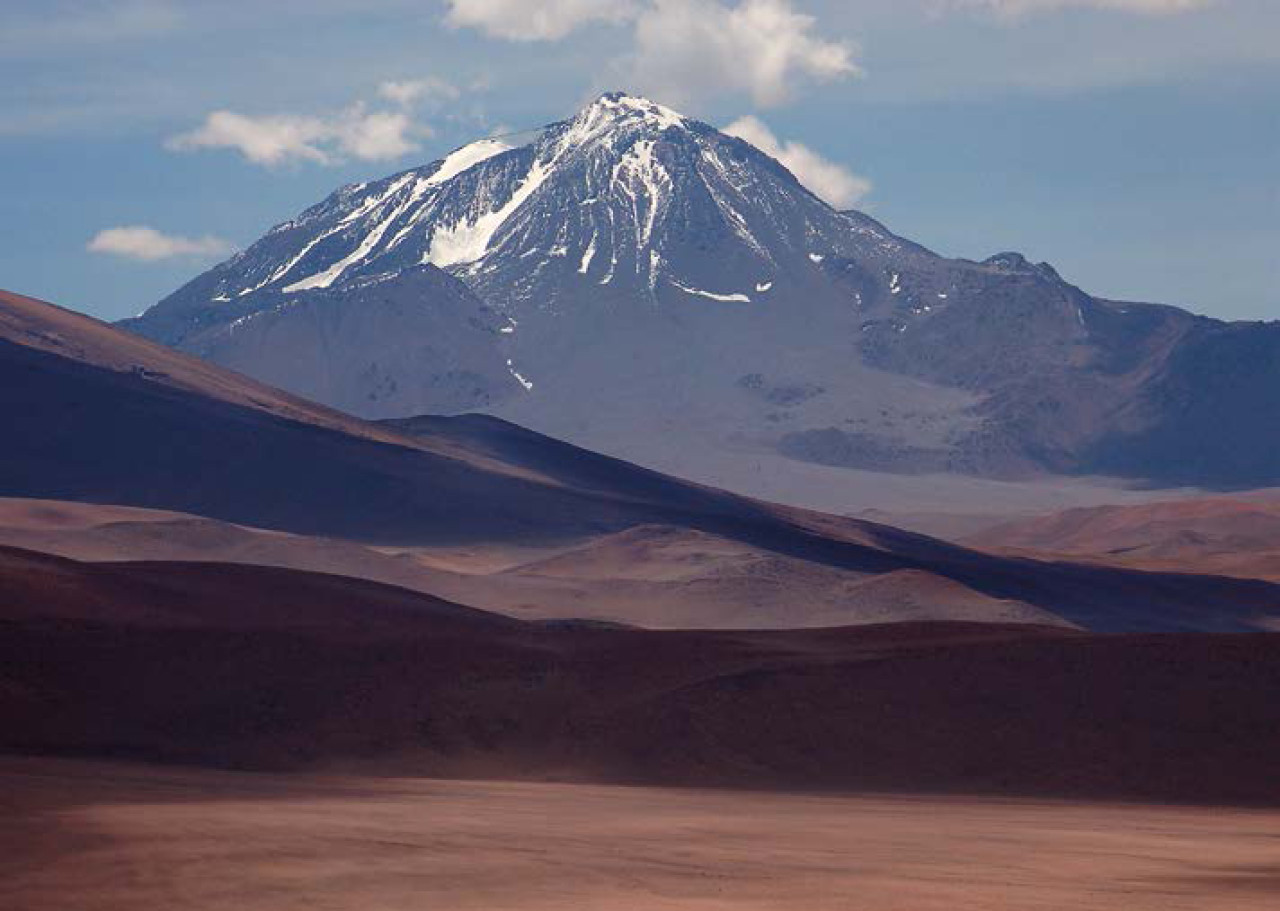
631, 1, 858, 107
444, 0, 638, 41
446, 0, 859, 108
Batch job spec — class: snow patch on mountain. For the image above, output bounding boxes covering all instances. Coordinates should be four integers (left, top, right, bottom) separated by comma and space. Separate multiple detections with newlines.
579, 232, 598, 274
427, 158, 554, 267
670, 278, 751, 303
506, 358, 534, 391
427, 138, 514, 187
286, 193, 408, 291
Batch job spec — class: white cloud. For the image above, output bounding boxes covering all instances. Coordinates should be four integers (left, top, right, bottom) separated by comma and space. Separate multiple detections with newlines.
166, 103, 425, 167
443, 0, 857, 107
87, 226, 232, 262
444, 0, 637, 41
333, 106, 422, 160
946, 0, 1212, 16
378, 77, 461, 107
723, 115, 871, 207
631, 0, 859, 108
167, 111, 331, 165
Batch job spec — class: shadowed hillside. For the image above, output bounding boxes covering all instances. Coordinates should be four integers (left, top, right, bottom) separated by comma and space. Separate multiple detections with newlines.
2, 545, 1279, 804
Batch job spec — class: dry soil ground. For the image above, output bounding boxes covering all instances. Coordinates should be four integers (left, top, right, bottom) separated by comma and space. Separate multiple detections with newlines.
4, 758, 1279, 910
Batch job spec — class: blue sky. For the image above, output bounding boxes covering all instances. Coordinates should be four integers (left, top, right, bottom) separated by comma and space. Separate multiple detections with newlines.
2, 0, 1276, 322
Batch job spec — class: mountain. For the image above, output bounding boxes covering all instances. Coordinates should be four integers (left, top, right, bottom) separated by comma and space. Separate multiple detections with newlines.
10, 286, 1280, 631
124, 92, 1280, 491
4, 545, 1280, 803
0, 287, 769, 545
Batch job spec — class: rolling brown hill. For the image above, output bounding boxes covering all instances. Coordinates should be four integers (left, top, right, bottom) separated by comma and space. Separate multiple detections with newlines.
970, 495, 1280, 582
0, 499, 1066, 629
449, 524, 1069, 628
2, 545, 1278, 804
5, 286, 1280, 632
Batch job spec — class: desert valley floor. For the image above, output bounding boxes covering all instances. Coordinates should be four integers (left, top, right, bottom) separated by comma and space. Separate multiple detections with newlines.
5, 759, 1280, 911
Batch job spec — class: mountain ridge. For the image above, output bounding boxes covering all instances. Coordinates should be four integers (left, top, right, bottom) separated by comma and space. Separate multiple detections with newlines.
123, 92, 1280, 489
11, 285, 1280, 632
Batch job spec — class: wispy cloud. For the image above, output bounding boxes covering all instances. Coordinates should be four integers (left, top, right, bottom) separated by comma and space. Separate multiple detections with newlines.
166, 101, 425, 167
0, 0, 181, 57
87, 225, 232, 261
723, 115, 871, 207
943, 0, 1213, 17
377, 77, 461, 107
444, 0, 638, 41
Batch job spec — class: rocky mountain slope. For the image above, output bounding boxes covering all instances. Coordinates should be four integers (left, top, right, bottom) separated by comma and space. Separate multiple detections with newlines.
124, 93, 1280, 489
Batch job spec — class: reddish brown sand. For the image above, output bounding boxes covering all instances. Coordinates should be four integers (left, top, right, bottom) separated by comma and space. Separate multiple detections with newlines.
3, 759, 1279, 911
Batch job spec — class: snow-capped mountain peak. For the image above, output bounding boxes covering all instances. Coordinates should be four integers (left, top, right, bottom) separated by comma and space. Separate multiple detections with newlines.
128, 91, 933, 411
134, 90, 918, 324
569, 91, 688, 137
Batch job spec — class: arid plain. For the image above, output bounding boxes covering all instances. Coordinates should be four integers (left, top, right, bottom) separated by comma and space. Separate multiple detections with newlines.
5, 759, 1280, 911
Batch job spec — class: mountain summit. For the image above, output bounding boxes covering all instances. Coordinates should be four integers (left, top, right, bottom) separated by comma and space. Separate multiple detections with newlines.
125, 93, 1280, 491
130, 91, 917, 319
